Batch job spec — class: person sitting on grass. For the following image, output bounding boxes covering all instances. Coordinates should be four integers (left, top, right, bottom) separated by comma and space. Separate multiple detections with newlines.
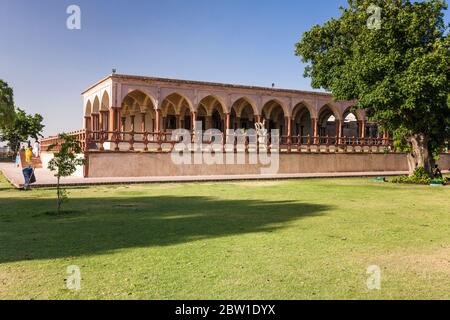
433, 164, 443, 179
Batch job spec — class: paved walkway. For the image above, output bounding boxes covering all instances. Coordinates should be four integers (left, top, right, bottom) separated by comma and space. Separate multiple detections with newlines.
0, 163, 414, 188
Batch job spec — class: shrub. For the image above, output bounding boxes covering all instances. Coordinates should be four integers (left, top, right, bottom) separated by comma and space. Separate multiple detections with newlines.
391, 167, 432, 185
47, 133, 86, 214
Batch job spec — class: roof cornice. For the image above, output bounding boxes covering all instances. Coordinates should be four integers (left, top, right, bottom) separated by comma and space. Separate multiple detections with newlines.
82, 73, 333, 98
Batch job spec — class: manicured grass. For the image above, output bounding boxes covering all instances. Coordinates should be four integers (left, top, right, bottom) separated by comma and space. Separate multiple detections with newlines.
0, 173, 449, 300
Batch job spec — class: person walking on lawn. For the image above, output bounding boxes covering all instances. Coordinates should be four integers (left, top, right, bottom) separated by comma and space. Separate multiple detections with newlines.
25, 144, 33, 163
33, 140, 41, 157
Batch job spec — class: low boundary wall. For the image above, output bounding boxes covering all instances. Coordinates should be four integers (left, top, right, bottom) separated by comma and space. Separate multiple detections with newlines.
79, 152, 450, 178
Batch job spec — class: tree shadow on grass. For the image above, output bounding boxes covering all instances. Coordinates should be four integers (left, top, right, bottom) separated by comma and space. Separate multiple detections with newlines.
0, 196, 332, 263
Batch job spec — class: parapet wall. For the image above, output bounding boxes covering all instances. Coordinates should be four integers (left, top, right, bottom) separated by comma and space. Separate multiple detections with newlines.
79, 152, 450, 178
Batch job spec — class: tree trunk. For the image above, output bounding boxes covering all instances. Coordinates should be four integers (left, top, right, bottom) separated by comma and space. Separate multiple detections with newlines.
406, 153, 416, 174
57, 176, 61, 214
408, 133, 432, 176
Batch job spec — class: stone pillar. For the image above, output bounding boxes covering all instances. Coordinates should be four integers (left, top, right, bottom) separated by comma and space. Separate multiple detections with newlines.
130, 115, 135, 132
360, 120, 366, 139
99, 112, 104, 132
285, 116, 292, 150
104, 111, 110, 131
255, 115, 261, 124
109, 108, 116, 131
128, 115, 135, 150
191, 111, 197, 130
90, 114, 95, 132
84, 116, 91, 131
225, 113, 231, 132
119, 116, 125, 142
139, 113, 146, 145
155, 110, 162, 151
108, 108, 116, 141
311, 118, 318, 144
206, 116, 213, 130
90, 114, 94, 132
121, 117, 126, 132
116, 108, 122, 132
92, 114, 99, 141
141, 113, 146, 132
176, 115, 181, 129
285, 116, 292, 137
335, 119, 342, 144
155, 109, 161, 132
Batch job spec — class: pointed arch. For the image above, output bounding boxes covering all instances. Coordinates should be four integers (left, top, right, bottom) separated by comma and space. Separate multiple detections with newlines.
292, 103, 313, 138
230, 97, 258, 116
121, 89, 157, 112
262, 100, 286, 135
230, 97, 258, 130
92, 96, 100, 114
262, 99, 289, 119
180, 103, 193, 130
198, 94, 227, 115
342, 106, 362, 139
318, 103, 340, 121
318, 104, 340, 142
262, 98, 289, 118
160, 92, 194, 113
196, 104, 208, 130
84, 100, 92, 117
343, 114, 358, 138
101, 91, 110, 111
342, 106, 361, 121
292, 101, 315, 119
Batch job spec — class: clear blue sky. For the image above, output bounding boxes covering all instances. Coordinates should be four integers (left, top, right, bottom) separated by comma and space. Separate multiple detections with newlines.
0, 0, 447, 136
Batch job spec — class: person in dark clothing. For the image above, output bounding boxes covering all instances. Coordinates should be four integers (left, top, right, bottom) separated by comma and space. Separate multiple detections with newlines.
433, 164, 443, 179
22, 166, 36, 190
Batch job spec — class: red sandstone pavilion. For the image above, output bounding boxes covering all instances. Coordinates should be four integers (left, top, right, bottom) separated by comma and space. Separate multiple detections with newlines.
40, 74, 450, 178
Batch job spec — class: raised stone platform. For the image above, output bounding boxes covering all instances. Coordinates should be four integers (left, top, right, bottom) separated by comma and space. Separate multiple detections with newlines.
84, 151, 450, 178
0, 163, 411, 188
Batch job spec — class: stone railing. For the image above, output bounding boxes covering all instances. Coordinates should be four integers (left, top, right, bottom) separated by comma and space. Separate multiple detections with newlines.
41, 130, 87, 152
59, 129, 397, 154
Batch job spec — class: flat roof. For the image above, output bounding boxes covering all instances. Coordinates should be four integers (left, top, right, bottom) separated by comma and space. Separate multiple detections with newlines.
82, 73, 333, 97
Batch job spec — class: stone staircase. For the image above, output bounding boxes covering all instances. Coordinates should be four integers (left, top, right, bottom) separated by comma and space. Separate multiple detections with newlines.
30, 156, 43, 169
19, 150, 43, 169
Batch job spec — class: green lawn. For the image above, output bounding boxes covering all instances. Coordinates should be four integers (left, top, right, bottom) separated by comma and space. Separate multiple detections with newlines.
0, 173, 449, 300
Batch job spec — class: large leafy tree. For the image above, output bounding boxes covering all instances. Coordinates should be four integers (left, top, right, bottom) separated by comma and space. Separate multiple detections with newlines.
295, 0, 450, 174
0, 80, 15, 129
1, 108, 45, 153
